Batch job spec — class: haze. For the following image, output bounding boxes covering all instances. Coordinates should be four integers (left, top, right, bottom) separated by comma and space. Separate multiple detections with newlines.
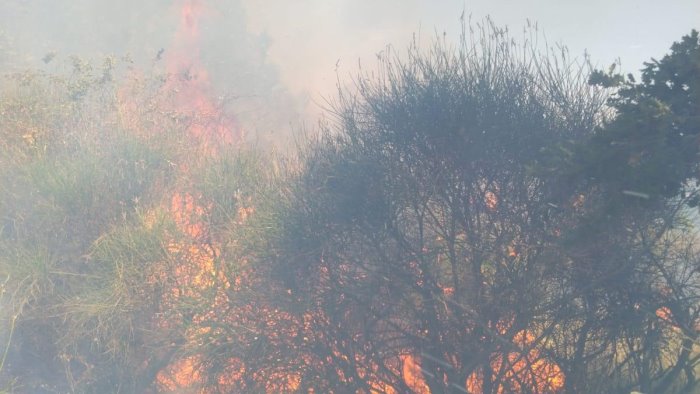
2, 1, 700, 392
1, 0, 698, 139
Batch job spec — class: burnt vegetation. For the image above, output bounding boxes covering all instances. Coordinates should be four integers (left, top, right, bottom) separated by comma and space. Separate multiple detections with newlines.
1, 20, 700, 394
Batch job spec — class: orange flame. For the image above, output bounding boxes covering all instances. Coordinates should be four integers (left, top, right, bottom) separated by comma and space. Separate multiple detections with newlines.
165, 0, 240, 146
152, 1, 244, 390
466, 330, 564, 394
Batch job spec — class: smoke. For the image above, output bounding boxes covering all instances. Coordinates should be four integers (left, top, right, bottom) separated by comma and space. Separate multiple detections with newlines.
1, 0, 698, 144
0, 0, 304, 146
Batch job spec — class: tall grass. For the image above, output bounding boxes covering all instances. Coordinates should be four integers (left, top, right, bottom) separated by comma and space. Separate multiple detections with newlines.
0, 57, 209, 392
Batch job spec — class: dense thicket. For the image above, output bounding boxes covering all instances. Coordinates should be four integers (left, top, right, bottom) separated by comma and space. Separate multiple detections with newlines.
238, 25, 700, 393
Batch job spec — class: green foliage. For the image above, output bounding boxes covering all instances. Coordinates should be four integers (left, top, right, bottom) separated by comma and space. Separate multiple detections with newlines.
55, 210, 178, 392
583, 29, 700, 203
0, 59, 190, 392
548, 29, 700, 394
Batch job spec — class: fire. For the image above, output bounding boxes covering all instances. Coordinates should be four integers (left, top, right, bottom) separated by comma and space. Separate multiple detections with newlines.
146, 1, 245, 391
386, 320, 563, 393
466, 330, 564, 394
128, 2, 567, 393
485, 190, 498, 211
401, 354, 431, 393
165, 0, 239, 146
158, 356, 205, 392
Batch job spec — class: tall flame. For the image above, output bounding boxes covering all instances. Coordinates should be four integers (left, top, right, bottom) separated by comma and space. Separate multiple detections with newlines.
153, 1, 241, 391
165, 0, 239, 146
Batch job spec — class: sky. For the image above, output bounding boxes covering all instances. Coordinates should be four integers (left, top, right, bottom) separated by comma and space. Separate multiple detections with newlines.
1, 0, 699, 140
241, 0, 699, 100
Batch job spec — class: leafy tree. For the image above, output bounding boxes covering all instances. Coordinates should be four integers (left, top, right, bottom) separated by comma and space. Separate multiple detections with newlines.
550, 29, 700, 393
584, 29, 700, 202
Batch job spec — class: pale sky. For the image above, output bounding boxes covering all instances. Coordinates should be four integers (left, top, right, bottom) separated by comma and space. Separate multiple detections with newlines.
1, 0, 699, 137
241, 0, 700, 107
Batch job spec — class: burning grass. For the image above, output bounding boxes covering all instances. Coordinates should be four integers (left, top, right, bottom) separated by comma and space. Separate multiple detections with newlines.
0, 39, 252, 389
